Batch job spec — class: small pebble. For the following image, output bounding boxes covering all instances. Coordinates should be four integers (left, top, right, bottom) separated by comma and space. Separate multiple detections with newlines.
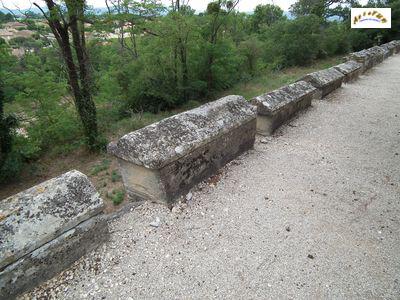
150, 217, 161, 228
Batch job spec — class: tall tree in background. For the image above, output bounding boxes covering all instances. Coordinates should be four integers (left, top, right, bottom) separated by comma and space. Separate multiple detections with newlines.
205, 0, 239, 93
252, 4, 285, 32
104, 0, 164, 58
170, 0, 192, 102
0, 43, 18, 177
0, 81, 18, 171
33, 0, 99, 149
290, 0, 347, 19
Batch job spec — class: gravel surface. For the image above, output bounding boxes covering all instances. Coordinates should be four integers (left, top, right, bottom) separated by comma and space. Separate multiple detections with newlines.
22, 56, 400, 299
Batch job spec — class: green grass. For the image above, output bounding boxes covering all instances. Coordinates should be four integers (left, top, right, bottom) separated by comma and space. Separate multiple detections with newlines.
104, 55, 342, 142
108, 188, 125, 205
104, 100, 202, 140
220, 56, 342, 100
90, 159, 111, 176
111, 170, 122, 182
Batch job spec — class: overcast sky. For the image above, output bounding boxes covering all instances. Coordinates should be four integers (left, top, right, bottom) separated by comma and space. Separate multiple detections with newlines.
2, 0, 369, 12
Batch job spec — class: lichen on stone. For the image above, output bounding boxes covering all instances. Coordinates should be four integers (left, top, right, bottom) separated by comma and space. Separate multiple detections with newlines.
251, 81, 316, 116
107, 95, 256, 169
301, 67, 345, 88
0, 170, 104, 271
334, 60, 363, 75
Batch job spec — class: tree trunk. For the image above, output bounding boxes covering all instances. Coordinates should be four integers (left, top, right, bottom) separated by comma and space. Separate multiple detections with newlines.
67, 1, 98, 147
206, 33, 217, 93
178, 39, 189, 102
0, 80, 16, 157
41, 0, 99, 149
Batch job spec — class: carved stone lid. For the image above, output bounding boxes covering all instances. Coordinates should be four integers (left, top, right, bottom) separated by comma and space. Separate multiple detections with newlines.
0, 170, 104, 270
108, 95, 256, 169
251, 81, 316, 116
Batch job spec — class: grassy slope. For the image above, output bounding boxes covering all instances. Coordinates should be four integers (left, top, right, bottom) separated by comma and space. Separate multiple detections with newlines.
0, 55, 342, 204
221, 55, 342, 100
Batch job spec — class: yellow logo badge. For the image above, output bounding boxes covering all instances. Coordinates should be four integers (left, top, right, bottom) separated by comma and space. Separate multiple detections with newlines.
351, 8, 391, 29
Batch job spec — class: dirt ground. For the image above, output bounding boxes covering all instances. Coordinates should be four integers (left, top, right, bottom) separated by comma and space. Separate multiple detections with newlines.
0, 150, 126, 213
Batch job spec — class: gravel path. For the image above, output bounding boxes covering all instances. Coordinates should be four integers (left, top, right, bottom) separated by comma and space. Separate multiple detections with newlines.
23, 56, 400, 300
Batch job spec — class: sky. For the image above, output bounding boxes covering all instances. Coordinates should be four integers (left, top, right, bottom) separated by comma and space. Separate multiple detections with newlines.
0, 0, 325, 12
1, 0, 369, 12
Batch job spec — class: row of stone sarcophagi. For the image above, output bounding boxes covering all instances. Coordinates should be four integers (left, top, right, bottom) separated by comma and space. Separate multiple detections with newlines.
1, 39, 398, 299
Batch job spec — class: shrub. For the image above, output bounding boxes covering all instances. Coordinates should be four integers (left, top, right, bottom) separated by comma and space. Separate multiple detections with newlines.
261, 15, 324, 67
107, 189, 125, 206
323, 22, 351, 56
0, 151, 23, 184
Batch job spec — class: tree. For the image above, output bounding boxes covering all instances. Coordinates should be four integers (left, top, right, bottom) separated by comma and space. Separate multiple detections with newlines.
204, 0, 239, 93
0, 11, 14, 24
0, 80, 17, 167
33, 0, 100, 149
238, 35, 263, 76
289, 0, 347, 19
169, 0, 193, 102
262, 15, 324, 67
0, 44, 18, 182
104, 0, 164, 58
252, 4, 285, 32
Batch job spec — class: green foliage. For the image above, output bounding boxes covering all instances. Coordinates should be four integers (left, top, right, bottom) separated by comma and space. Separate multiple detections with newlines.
0, 11, 14, 24
262, 15, 324, 68
108, 189, 125, 205
0, 42, 20, 183
290, 0, 345, 19
8, 37, 44, 51
91, 159, 111, 176
252, 4, 285, 32
239, 35, 264, 76
11, 54, 82, 156
1, 0, 399, 185
0, 151, 23, 183
322, 22, 351, 56
111, 170, 122, 182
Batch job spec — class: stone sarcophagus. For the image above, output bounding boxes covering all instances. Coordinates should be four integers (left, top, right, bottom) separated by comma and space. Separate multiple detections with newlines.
389, 40, 400, 53
108, 95, 257, 206
300, 68, 345, 99
347, 50, 374, 72
380, 43, 395, 57
0, 170, 108, 299
366, 46, 386, 63
333, 60, 363, 83
250, 81, 316, 135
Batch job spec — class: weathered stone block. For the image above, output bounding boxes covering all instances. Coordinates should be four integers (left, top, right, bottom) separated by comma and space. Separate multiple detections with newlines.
366, 46, 385, 63
0, 215, 108, 299
0, 170, 107, 298
380, 43, 395, 57
333, 60, 363, 83
389, 40, 400, 53
250, 81, 316, 135
300, 68, 345, 99
108, 95, 256, 206
347, 50, 374, 71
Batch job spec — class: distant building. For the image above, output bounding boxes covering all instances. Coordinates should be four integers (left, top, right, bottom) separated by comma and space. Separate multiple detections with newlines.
3, 21, 26, 30
0, 21, 35, 43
